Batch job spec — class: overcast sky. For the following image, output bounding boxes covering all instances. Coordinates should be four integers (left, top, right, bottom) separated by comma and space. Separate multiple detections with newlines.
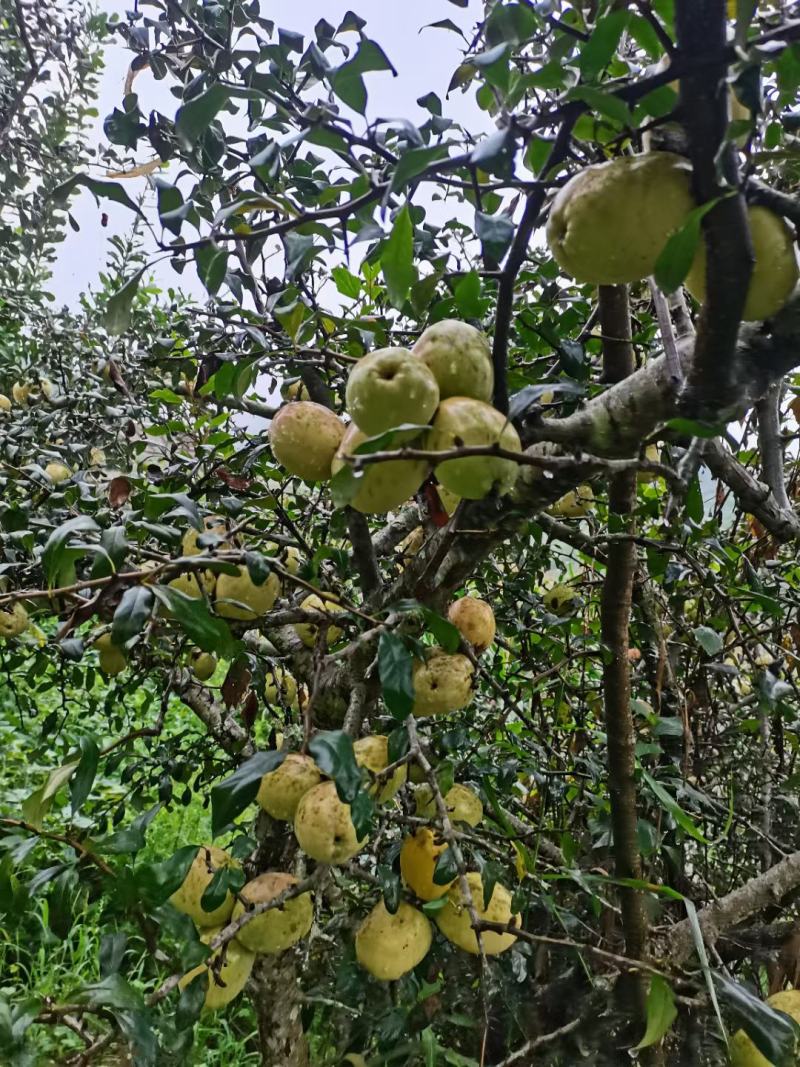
50, 0, 488, 306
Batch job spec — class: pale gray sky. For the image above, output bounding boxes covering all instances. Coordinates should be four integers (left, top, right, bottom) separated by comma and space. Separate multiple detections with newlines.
51, 0, 488, 306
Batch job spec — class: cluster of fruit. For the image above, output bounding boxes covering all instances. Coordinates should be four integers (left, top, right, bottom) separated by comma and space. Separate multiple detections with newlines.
268, 319, 522, 513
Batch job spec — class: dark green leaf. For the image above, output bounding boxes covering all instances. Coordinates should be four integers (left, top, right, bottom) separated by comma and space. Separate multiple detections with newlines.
715, 972, 800, 1066
100, 807, 160, 855
138, 845, 199, 905
79, 973, 144, 1012
475, 211, 515, 265
391, 145, 451, 192
51, 174, 145, 217
377, 864, 402, 914
210, 751, 285, 836
175, 972, 206, 1031
151, 586, 234, 657
349, 788, 374, 841
111, 585, 154, 647
309, 730, 362, 804
579, 10, 630, 81
195, 244, 228, 295
634, 975, 678, 1049
568, 86, 633, 127
105, 265, 149, 336
69, 736, 99, 814
330, 465, 362, 509
433, 846, 459, 885
378, 632, 415, 719
201, 864, 244, 913
641, 771, 709, 844
420, 608, 461, 653
176, 83, 230, 148
382, 205, 415, 310
654, 197, 725, 294
42, 517, 99, 586
694, 626, 723, 656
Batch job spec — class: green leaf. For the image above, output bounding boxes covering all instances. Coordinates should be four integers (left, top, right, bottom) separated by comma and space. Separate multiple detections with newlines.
330, 465, 362, 509
664, 417, 726, 439
634, 975, 678, 1049
309, 730, 362, 804
330, 39, 396, 114
433, 846, 459, 885
653, 197, 725, 294
391, 145, 451, 193
694, 626, 723, 656
641, 771, 709, 844
176, 83, 230, 149
111, 585, 155, 647
79, 973, 144, 1012
210, 751, 285, 836
568, 86, 633, 127
105, 265, 149, 336
377, 864, 402, 914
475, 211, 515, 265
175, 972, 206, 1031
195, 244, 228, 295
100, 807, 160, 855
42, 516, 99, 586
138, 845, 199, 905
331, 265, 361, 299
381, 205, 415, 310
420, 608, 461, 653
151, 585, 234, 658
50, 174, 145, 217
201, 863, 244, 913
579, 10, 630, 81
70, 736, 99, 814
378, 632, 415, 719
715, 972, 799, 1066
22, 761, 79, 829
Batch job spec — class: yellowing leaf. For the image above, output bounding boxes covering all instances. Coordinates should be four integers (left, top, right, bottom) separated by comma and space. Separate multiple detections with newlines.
106, 159, 163, 180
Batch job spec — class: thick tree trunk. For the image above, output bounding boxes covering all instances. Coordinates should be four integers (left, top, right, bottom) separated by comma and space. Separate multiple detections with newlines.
251, 954, 310, 1067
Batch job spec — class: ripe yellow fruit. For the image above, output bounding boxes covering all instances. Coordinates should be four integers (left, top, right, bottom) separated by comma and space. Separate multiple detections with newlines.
169, 570, 216, 600
215, 567, 281, 621
190, 649, 217, 681
425, 397, 521, 500
169, 845, 240, 927
435, 872, 519, 955
355, 900, 432, 980
331, 423, 429, 515
264, 665, 298, 709
179, 926, 255, 1011
346, 347, 440, 436
256, 753, 321, 821
353, 735, 407, 803
542, 584, 578, 617
447, 597, 496, 653
0, 602, 29, 638
686, 205, 799, 321
400, 827, 452, 900
232, 871, 313, 954
412, 320, 493, 403
550, 484, 594, 518
182, 517, 230, 556
266, 541, 302, 576
730, 990, 800, 1067
45, 462, 71, 484
293, 593, 344, 648
546, 153, 694, 284
269, 401, 345, 481
95, 632, 126, 676
0, 394, 11, 412
11, 382, 30, 405
412, 651, 474, 716
416, 783, 483, 828
294, 780, 367, 865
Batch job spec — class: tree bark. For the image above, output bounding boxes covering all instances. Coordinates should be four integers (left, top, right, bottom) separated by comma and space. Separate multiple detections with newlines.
251, 954, 310, 1067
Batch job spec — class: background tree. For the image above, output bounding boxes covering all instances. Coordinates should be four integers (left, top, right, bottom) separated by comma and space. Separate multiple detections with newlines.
5, 1, 800, 1065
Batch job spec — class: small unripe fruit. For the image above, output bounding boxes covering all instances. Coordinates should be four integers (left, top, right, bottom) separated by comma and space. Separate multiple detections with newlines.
264, 665, 298, 709
542, 584, 578, 617
331, 423, 429, 514
416, 783, 483, 828
293, 593, 344, 648
0, 394, 11, 412
435, 872, 519, 955
425, 397, 521, 500
179, 927, 254, 1011
0, 602, 29, 638
549, 484, 593, 518
45, 462, 71, 484
95, 632, 126, 676
11, 382, 30, 405
353, 735, 407, 803
190, 649, 217, 681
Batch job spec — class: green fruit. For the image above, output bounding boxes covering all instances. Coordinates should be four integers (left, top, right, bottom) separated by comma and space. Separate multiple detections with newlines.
346, 347, 440, 436
190, 650, 217, 681
269, 401, 345, 481
353, 735, 407, 803
95, 632, 126, 676
425, 397, 521, 500
264, 665, 298, 709
169, 845, 240, 927
331, 423, 429, 514
215, 567, 281, 620
256, 753, 321, 821
0, 603, 28, 638
355, 901, 432, 980
546, 152, 694, 284
232, 871, 313, 954
44, 462, 71, 484
179, 926, 254, 1010
294, 781, 367, 865
412, 320, 493, 402
686, 205, 799, 321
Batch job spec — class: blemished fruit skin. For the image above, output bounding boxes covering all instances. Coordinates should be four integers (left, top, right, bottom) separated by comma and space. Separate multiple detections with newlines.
549, 484, 594, 518
400, 827, 452, 900
416, 783, 484, 828
215, 567, 280, 620
355, 900, 433, 980
412, 651, 474, 716
730, 990, 800, 1067
0, 394, 11, 412
435, 872, 519, 956
346, 347, 440, 436
543, 584, 578, 617
685, 205, 799, 321
546, 152, 694, 284
0, 602, 29, 638
353, 735, 407, 803
269, 401, 345, 481
331, 423, 429, 514
169, 846, 240, 928
190, 650, 217, 681
412, 320, 494, 403
256, 753, 321, 821
95, 632, 126, 676
232, 872, 313, 955
264, 666, 298, 709
447, 597, 496, 653
179, 926, 255, 1010
294, 781, 367, 864
425, 397, 521, 500
294, 593, 344, 648
44, 462, 71, 484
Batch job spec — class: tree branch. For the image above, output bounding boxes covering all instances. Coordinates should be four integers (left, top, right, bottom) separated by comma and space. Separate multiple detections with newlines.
755, 381, 791, 511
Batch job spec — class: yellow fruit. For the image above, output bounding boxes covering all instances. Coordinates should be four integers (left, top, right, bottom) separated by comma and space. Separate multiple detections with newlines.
190, 650, 217, 682
686, 205, 799, 321
89, 447, 106, 467
400, 827, 452, 900
215, 567, 281, 621
436, 872, 519, 955
169, 845, 240, 928
437, 485, 461, 515
425, 397, 521, 500
546, 152, 694, 284
730, 990, 800, 1067
355, 900, 432, 980
638, 444, 661, 484
44, 462, 71, 484
0, 602, 28, 638
0, 394, 11, 412
293, 593, 344, 648
179, 926, 255, 1011
542, 584, 578, 617
417, 783, 483, 828
550, 484, 594, 518
231, 871, 313, 954
412, 319, 493, 402
281, 379, 310, 402
264, 665, 298, 709
256, 753, 321, 821
346, 347, 440, 436
182, 517, 229, 556
331, 423, 429, 515
95, 632, 126, 676
447, 597, 496, 653
264, 542, 302, 576
294, 781, 367, 865
169, 570, 216, 600
269, 401, 345, 481
412, 651, 474, 717
11, 382, 30, 405
353, 735, 407, 803
39, 378, 55, 401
